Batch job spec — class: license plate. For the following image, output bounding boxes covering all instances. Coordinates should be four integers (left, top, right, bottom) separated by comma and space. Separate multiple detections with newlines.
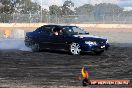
101, 45, 105, 48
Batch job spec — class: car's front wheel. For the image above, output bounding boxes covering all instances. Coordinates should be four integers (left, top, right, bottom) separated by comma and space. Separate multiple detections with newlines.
93, 50, 104, 55
69, 43, 81, 55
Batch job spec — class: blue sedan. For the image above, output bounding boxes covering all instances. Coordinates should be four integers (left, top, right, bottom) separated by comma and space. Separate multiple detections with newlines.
25, 25, 109, 55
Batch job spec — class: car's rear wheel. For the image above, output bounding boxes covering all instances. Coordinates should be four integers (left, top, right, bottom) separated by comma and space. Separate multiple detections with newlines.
69, 43, 81, 55
31, 43, 40, 52
25, 41, 29, 47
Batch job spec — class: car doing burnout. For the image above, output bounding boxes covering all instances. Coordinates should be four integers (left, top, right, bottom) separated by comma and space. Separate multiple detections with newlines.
25, 25, 110, 55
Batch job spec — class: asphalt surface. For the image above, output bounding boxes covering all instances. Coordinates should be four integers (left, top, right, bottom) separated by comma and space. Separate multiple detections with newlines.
0, 44, 132, 88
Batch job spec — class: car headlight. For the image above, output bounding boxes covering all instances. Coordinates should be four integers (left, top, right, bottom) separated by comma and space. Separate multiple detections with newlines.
106, 40, 109, 44
85, 41, 97, 46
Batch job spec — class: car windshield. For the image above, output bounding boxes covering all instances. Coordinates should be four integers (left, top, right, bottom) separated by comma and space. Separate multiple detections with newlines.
63, 26, 88, 35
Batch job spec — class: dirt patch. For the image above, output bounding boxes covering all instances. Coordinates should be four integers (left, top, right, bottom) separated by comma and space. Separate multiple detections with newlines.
0, 45, 132, 88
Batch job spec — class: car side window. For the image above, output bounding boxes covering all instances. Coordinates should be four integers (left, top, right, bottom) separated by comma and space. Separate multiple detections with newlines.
35, 26, 44, 33
51, 26, 64, 36
35, 26, 50, 35
63, 27, 74, 35
44, 26, 55, 36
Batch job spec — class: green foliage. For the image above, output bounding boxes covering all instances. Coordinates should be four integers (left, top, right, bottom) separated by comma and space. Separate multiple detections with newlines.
0, 13, 12, 22
13, 0, 41, 14
61, 0, 74, 15
0, 0, 132, 23
0, 0, 41, 22
0, 0, 41, 14
49, 0, 75, 16
49, 5, 61, 15
94, 3, 123, 15
0, 0, 14, 14
63, 0, 74, 8
75, 3, 123, 16
75, 4, 94, 15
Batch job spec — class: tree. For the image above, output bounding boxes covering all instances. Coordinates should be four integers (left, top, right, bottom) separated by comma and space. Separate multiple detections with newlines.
0, 0, 41, 22
49, 5, 61, 15
93, 3, 123, 21
0, 0, 15, 22
94, 3, 123, 15
0, 3, 4, 9
42, 9, 48, 15
75, 4, 93, 15
0, 0, 14, 14
61, 0, 74, 15
13, 0, 41, 14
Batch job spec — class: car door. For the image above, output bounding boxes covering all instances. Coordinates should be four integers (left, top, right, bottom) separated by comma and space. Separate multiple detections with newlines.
50, 27, 68, 50
34, 27, 51, 49
50, 35, 67, 49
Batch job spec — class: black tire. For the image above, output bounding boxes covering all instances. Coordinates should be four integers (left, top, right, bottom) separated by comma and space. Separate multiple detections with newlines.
25, 41, 30, 47
94, 50, 104, 55
69, 43, 81, 55
31, 43, 40, 52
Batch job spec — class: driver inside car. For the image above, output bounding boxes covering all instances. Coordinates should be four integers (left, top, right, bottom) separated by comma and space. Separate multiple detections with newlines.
52, 27, 59, 36
53, 30, 59, 35
53, 27, 63, 36
58, 29, 63, 35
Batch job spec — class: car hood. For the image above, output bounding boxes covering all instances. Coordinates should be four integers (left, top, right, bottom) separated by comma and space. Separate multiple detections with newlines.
73, 34, 107, 42
26, 32, 34, 37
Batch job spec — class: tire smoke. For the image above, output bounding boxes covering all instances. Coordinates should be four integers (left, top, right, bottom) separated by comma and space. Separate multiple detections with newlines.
0, 39, 31, 51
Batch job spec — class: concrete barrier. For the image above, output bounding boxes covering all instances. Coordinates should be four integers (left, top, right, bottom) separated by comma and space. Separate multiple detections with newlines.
70, 24, 132, 28
0, 23, 132, 43
0, 23, 132, 29
11, 29, 25, 39
0, 23, 47, 28
0, 23, 132, 38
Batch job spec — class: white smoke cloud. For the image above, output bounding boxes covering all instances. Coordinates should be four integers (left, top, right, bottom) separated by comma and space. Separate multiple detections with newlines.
88, 0, 119, 5
0, 39, 31, 51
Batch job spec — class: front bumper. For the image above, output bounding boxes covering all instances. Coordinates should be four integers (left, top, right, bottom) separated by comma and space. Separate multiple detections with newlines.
81, 43, 110, 52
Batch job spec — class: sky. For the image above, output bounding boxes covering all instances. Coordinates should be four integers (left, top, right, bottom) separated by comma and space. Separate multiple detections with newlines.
32, 0, 132, 11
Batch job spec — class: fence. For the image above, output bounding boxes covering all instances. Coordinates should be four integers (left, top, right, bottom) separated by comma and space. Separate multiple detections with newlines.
0, 13, 132, 24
